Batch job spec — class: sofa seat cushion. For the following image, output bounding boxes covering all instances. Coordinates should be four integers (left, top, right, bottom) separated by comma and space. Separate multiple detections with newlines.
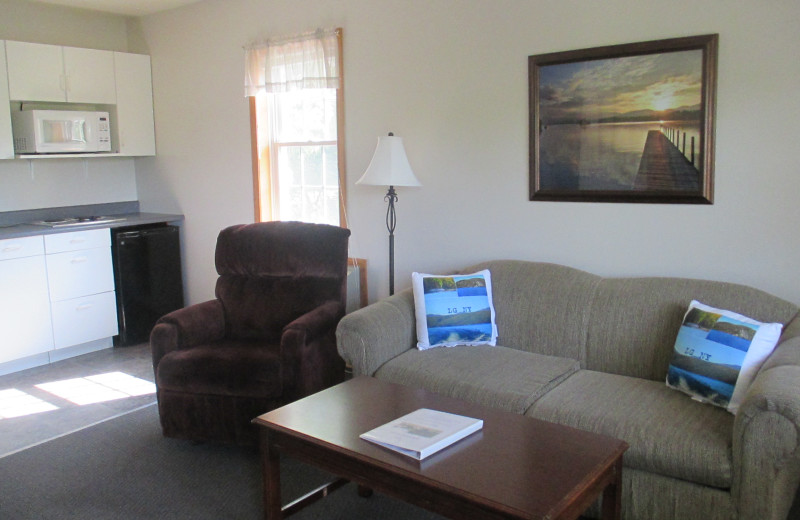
526, 369, 734, 488
374, 345, 579, 414
156, 340, 282, 399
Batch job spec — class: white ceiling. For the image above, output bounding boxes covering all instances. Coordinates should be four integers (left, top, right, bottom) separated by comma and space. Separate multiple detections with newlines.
22, 0, 203, 16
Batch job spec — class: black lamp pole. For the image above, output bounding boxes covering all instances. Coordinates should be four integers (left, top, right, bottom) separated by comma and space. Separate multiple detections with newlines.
384, 185, 398, 295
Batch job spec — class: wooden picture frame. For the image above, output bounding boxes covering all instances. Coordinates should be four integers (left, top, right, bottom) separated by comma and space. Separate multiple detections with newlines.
529, 34, 718, 203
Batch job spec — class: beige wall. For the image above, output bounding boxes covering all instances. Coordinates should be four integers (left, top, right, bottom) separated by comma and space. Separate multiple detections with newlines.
0, 0, 137, 210
0, 0, 128, 50
135, 0, 800, 306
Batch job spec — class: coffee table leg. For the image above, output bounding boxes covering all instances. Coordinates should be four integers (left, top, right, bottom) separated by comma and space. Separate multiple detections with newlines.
601, 458, 623, 520
262, 430, 282, 520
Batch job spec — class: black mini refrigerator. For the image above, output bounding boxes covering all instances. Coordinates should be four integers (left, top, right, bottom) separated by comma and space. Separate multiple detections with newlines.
111, 224, 184, 346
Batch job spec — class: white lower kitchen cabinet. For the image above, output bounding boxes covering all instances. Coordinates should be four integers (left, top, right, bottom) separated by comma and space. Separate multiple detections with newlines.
45, 229, 118, 350
0, 229, 120, 375
0, 244, 54, 364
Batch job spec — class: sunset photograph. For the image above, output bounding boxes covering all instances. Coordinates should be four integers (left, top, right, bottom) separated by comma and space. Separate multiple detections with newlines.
529, 35, 717, 203
539, 50, 703, 125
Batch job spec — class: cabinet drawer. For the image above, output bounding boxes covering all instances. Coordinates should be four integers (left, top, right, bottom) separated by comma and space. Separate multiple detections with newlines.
45, 228, 110, 254
51, 291, 118, 349
0, 235, 44, 260
46, 246, 114, 301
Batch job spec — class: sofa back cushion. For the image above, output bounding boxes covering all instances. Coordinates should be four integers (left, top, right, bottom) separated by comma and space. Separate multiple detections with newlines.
585, 277, 798, 381
462, 260, 600, 363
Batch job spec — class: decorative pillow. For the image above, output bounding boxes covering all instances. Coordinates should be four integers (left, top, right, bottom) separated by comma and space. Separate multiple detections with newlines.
666, 300, 783, 414
411, 270, 498, 350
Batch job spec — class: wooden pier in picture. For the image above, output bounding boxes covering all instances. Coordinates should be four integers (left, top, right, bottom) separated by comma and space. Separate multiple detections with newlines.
634, 130, 700, 191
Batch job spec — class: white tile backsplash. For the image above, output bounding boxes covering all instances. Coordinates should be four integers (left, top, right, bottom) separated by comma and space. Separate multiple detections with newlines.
0, 157, 137, 211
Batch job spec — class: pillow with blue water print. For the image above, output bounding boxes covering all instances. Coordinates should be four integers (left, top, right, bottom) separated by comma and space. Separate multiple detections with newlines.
666, 300, 782, 415
412, 270, 498, 350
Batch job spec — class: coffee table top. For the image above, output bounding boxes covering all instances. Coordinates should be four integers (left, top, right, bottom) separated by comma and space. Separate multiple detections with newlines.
255, 376, 628, 519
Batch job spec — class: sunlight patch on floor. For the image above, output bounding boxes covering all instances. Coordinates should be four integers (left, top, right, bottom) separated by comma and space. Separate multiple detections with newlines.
0, 389, 59, 418
35, 372, 156, 405
0, 372, 156, 419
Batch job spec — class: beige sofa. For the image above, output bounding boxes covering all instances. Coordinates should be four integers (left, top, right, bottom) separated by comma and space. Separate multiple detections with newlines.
336, 260, 800, 520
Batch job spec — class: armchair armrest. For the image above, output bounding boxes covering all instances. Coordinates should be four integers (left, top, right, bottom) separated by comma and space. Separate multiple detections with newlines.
335, 289, 417, 377
732, 327, 800, 520
281, 300, 345, 399
150, 299, 226, 368
283, 300, 343, 339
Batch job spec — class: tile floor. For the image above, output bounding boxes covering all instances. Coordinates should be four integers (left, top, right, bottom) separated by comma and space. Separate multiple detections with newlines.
0, 343, 155, 458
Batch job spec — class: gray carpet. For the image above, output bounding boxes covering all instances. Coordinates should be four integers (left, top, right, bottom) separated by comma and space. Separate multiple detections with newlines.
0, 403, 444, 519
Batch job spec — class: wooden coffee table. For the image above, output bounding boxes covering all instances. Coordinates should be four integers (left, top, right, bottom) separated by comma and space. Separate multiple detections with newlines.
253, 376, 628, 520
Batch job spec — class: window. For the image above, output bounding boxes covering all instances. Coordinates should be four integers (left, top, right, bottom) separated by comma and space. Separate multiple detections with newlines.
246, 28, 345, 226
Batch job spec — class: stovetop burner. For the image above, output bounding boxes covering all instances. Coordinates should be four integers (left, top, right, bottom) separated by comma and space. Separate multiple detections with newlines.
29, 216, 127, 228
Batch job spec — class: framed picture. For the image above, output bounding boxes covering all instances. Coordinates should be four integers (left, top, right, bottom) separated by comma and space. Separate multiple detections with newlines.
529, 34, 718, 203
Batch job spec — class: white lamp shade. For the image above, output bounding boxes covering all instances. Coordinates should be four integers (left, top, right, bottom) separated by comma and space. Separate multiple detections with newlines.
356, 135, 421, 187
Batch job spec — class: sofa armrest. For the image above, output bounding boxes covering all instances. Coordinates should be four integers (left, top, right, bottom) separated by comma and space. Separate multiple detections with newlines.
732, 332, 800, 520
150, 299, 226, 369
336, 289, 417, 376
281, 300, 345, 399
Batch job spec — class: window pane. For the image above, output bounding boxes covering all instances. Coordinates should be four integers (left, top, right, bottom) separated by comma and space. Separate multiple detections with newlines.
278, 146, 302, 186
324, 145, 338, 186
325, 187, 339, 225
303, 187, 323, 223
303, 146, 323, 186
273, 89, 337, 143
287, 186, 302, 220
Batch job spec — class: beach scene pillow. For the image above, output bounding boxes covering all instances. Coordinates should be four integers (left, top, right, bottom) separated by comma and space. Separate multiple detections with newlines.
411, 270, 498, 350
666, 300, 783, 414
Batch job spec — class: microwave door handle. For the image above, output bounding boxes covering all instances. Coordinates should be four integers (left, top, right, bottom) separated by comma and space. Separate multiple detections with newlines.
78, 119, 88, 144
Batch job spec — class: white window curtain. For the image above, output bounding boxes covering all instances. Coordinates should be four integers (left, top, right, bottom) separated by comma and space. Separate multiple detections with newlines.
244, 28, 341, 96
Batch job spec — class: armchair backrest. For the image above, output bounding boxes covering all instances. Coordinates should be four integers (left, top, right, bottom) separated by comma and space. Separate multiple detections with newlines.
214, 222, 351, 340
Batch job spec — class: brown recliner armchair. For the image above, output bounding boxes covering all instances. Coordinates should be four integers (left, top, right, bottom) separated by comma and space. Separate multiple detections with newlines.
150, 221, 351, 445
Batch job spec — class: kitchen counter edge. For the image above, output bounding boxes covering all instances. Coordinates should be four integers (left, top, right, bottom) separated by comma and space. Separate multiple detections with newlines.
0, 213, 185, 240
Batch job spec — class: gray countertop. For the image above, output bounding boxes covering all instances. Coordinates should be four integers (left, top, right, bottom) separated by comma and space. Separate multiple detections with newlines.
0, 212, 184, 240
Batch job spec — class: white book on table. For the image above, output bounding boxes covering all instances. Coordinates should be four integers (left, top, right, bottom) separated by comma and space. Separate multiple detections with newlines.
359, 408, 483, 460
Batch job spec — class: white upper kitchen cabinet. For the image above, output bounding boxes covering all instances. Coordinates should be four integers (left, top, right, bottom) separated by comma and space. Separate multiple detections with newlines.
64, 46, 117, 104
0, 41, 14, 159
6, 41, 116, 104
114, 52, 156, 156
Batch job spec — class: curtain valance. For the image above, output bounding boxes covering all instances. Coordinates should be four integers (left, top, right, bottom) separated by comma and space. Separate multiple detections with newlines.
244, 28, 341, 96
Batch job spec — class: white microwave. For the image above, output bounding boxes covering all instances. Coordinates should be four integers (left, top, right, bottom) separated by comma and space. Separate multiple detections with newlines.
11, 110, 112, 154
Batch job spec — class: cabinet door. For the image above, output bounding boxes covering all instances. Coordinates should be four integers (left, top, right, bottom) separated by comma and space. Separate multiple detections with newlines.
6, 41, 65, 102
64, 46, 116, 104
0, 255, 54, 363
46, 246, 115, 302
114, 52, 156, 156
0, 41, 14, 159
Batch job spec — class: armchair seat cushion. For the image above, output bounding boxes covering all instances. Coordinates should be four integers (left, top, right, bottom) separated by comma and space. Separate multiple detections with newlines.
525, 369, 734, 488
156, 340, 282, 399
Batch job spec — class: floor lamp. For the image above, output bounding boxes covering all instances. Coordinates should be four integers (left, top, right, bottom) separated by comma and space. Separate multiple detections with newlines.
356, 133, 421, 295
